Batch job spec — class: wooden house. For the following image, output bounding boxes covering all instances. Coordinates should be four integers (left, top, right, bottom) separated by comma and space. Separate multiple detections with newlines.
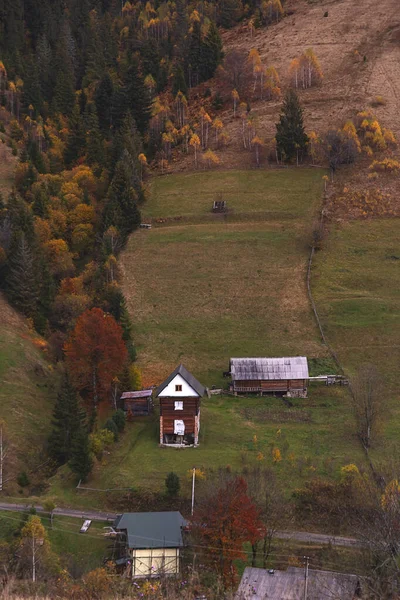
230, 357, 309, 397
113, 512, 187, 579
155, 364, 205, 446
236, 567, 363, 599
121, 390, 153, 416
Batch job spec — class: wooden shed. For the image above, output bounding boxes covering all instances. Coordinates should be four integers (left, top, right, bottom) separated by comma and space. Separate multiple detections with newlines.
155, 364, 205, 447
230, 357, 309, 397
113, 512, 187, 579
121, 390, 153, 416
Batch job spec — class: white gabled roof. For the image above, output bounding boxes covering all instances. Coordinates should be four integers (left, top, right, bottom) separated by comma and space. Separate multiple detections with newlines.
230, 357, 309, 381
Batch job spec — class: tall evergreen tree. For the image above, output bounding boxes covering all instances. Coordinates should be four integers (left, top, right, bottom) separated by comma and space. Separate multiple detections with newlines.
102, 157, 141, 239
202, 21, 223, 81
95, 73, 114, 135
113, 56, 152, 134
275, 90, 309, 163
64, 103, 86, 167
69, 423, 93, 482
48, 372, 85, 465
52, 42, 75, 116
85, 102, 104, 167
5, 234, 38, 318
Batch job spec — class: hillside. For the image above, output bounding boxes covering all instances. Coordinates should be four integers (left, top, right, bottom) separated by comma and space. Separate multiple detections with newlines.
166, 0, 400, 172
0, 143, 55, 488
231, 1, 399, 127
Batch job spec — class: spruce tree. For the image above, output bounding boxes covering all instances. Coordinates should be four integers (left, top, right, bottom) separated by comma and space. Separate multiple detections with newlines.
64, 103, 86, 168
172, 64, 187, 97
202, 21, 223, 81
48, 372, 84, 465
102, 157, 141, 239
69, 424, 93, 482
113, 55, 151, 134
6, 234, 38, 318
95, 73, 114, 135
52, 42, 75, 117
275, 90, 309, 163
85, 102, 104, 167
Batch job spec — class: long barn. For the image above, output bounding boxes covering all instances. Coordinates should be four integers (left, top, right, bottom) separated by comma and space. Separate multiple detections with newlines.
230, 357, 309, 397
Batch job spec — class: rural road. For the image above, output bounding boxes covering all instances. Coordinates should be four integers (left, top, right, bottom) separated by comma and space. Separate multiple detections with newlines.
0, 502, 361, 547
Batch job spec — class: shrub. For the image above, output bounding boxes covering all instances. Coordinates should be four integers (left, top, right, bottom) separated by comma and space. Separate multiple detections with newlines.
90, 429, 115, 459
370, 95, 386, 107
165, 472, 180, 497
112, 409, 126, 433
104, 418, 119, 441
17, 471, 30, 487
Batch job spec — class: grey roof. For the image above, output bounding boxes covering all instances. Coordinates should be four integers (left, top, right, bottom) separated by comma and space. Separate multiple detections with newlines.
114, 512, 187, 549
121, 390, 152, 399
155, 364, 206, 397
236, 567, 361, 600
230, 357, 309, 381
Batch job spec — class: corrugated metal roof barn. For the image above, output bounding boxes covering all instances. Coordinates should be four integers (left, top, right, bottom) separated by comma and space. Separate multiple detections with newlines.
230, 357, 309, 381
236, 567, 362, 600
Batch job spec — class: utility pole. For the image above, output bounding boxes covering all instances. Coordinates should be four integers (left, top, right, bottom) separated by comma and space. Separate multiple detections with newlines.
303, 556, 309, 600
0, 424, 8, 492
191, 467, 196, 516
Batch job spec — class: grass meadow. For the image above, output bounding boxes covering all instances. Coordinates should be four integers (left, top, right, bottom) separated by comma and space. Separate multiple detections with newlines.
312, 218, 400, 455
47, 167, 366, 503
0, 510, 108, 575
15, 168, 395, 510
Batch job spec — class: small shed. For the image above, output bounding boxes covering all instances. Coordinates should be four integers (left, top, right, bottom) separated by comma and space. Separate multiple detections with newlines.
156, 364, 205, 446
113, 512, 187, 579
230, 357, 309, 397
236, 567, 363, 600
121, 390, 153, 416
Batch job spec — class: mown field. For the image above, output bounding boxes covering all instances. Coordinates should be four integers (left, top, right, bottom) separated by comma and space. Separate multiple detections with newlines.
312, 218, 400, 452
123, 169, 326, 386
45, 167, 362, 503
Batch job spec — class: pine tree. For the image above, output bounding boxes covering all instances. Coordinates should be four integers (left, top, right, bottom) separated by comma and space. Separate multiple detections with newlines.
64, 103, 86, 168
202, 21, 224, 81
172, 64, 187, 97
102, 157, 141, 239
122, 56, 152, 134
7, 192, 35, 242
48, 372, 85, 465
69, 424, 93, 482
85, 102, 104, 167
52, 42, 75, 117
217, 0, 242, 28
95, 73, 114, 135
6, 234, 38, 318
275, 90, 308, 163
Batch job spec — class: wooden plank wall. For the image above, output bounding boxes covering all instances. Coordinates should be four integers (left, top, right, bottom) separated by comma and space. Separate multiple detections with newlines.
160, 398, 200, 434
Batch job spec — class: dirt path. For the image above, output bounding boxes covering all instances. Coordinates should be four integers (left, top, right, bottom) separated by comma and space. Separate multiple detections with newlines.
0, 503, 362, 547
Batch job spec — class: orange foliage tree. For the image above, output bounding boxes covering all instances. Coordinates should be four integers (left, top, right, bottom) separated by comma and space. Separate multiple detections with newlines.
191, 476, 265, 587
64, 308, 127, 406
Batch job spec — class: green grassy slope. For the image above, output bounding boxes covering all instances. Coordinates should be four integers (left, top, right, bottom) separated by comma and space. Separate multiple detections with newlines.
0, 295, 56, 482
312, 218, 400, 448
124, 169, 326, 386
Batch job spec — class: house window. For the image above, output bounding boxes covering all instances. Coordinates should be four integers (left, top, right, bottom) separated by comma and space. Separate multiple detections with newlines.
174, 401, 183, 410
175, 385, 182, 392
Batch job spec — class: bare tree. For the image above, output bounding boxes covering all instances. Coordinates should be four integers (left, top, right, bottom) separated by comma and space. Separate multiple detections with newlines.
242, 465, 292, 567
320, 129, 359, 179
219, 49, 251, 98
351, 364, 385, 450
